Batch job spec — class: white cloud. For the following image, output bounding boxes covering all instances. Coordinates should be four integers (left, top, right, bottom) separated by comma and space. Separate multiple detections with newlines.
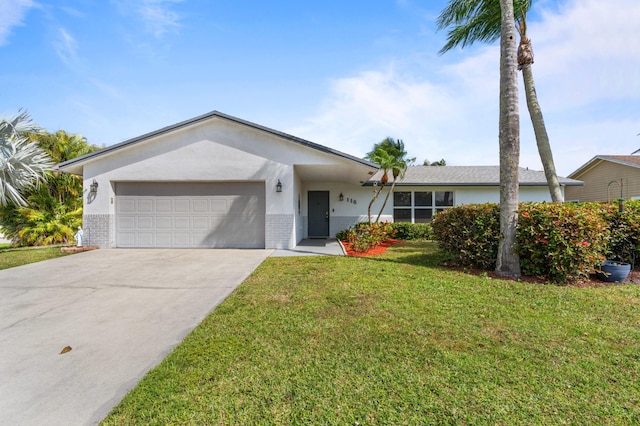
529, 0, 640, 107
0, 0, 36, 46
113, 0, 184, 38
294, 0, 640, 176
288, 66, 465, 162
53, 27, 78, 65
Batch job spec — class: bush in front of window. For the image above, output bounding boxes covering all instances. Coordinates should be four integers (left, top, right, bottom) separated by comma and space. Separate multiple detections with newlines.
390, 222, 434, 240
431, 203, 500, 270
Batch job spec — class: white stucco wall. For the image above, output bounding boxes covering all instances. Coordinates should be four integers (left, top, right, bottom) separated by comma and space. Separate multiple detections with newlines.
371, 185, 560, 221
455, 186, 556, 205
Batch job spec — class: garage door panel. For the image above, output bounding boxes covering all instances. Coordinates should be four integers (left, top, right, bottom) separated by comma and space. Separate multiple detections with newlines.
118, 232, 136, 246
192, 216, 209, 229
174, 199, 190, 212
137, 233, 154, 246
155, 233, 173, 246
115, 182, 265, 248
173, 233, 190, 246
174, 217, 190, 229
118, 216, 135, 230
138, 217, 154, 229
118, 199, 136, 213
210, 200, 227, 212
156, 216, 172, 229
156, 199, 172, 212
138, 200, 154, 213
192, 199, 208, 212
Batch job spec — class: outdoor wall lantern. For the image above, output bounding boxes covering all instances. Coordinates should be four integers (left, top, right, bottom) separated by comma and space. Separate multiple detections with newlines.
90, 179, 99, 194
276, 179, 282, 193
339, 193, 344, 202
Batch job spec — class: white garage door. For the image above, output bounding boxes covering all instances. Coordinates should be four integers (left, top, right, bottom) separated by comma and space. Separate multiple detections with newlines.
115, 182, 265, 248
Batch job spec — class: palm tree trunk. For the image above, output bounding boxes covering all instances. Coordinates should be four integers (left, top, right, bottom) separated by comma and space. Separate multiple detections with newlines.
496, 0, 521, 279
367, 184, 385, 223
375, 179, 397, 223
520, 64, 563, 202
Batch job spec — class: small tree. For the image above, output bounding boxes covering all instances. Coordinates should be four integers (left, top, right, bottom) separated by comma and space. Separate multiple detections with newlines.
365, 138, 415, 223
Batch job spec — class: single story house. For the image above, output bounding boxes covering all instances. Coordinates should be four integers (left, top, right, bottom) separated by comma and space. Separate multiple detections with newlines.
58, 110, 582, 249
565, 155, 640, 202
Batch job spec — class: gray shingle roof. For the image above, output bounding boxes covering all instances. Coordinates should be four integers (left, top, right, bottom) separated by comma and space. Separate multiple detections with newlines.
367, 166, 582, 186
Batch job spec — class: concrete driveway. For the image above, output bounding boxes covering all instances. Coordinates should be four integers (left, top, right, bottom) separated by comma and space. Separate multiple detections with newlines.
0, 248, 272, 425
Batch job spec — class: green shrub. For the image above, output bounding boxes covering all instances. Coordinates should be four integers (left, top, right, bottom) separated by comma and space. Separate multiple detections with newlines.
431, 202, 615, 284
516, 203, 608, 283
601, 199, 640, 264
431, 203, 500, 270
390, 222, 433, 240
337, 222, 395, 253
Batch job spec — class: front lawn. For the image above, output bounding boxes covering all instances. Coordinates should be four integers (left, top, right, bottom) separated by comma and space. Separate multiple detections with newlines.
0, 245, 71, 270
102, 241, 640, 424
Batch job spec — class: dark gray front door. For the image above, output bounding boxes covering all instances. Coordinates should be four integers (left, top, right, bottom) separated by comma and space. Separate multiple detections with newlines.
308, 191, 329, 237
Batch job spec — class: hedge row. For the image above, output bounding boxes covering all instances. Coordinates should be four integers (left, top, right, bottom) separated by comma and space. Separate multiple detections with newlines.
431, 200, 640, 283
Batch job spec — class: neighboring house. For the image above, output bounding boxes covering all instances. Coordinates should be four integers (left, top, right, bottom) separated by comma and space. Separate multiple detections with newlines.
369, 166, 582, 223
57, 110, 582, 249
565, 155, 640, 202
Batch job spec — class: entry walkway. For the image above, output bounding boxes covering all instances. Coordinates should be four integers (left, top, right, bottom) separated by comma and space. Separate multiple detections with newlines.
271, 238, 345, 257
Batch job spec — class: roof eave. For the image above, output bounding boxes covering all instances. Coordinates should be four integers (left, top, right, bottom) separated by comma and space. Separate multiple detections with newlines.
57, 110, 378, 173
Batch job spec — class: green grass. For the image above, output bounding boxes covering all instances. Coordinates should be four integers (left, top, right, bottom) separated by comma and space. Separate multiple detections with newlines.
0, 245, 71, 270
102, 241, 640, 424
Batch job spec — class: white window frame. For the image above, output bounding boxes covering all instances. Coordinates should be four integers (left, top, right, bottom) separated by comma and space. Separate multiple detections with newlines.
393, 190, 454, 223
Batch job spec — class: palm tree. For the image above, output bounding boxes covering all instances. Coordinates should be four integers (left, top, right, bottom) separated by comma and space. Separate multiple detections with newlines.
365, 138, 415, 223
0, 111, 52, 206
0, 130, 98, 245
438, 0, 564, 202
373, 138, 414, 222
496, 0, 521, 279
365, 146, 393, 223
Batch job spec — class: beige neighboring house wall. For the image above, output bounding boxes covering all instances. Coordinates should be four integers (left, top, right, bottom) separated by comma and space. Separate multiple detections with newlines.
565, 155, 640, 202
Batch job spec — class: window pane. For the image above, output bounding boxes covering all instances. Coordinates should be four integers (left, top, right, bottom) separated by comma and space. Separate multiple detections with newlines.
435, 191, 453, 206
415, 209, 433, 223
394, 208, 412, 222
415, 191, 432, 206
394, 192, 411, 207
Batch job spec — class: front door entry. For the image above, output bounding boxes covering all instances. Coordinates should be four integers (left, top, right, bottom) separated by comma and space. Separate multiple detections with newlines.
308, 191, 329, 237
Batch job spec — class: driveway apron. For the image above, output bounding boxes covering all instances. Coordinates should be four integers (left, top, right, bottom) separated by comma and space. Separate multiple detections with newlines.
0, 248, 272, 425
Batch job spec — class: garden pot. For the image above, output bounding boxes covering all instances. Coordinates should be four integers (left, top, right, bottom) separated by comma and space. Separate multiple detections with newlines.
596, 260, 631, 283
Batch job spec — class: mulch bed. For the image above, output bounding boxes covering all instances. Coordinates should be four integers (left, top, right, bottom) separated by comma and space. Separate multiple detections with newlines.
340, 239, 405, 257
341, 239, 640, 287
444, 263, 640, 288
60, 246, 99, 253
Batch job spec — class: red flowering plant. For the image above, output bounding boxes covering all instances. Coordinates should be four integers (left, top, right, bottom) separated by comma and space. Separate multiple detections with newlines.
337, 221, 395, 253
516, 202, 608, 283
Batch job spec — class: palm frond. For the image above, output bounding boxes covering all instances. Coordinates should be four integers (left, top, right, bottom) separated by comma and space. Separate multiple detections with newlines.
437, 0, 532, 54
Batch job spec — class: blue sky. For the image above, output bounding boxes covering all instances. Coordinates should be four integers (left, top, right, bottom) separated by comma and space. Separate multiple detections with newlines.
1, 0, 638, 176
